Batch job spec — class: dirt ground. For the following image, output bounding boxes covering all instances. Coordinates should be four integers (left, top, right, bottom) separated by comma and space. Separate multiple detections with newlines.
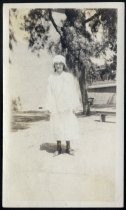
3, 114, 116, 207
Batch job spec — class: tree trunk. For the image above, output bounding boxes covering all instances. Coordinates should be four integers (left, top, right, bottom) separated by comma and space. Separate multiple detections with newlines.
79, 68, 88, 115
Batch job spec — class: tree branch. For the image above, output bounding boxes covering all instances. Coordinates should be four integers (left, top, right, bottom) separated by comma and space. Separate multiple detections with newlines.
84, 11, 101, 24
48, 9, 62, 36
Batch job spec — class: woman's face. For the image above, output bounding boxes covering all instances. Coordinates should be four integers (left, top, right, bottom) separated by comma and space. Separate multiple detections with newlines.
54, 62, 64, 74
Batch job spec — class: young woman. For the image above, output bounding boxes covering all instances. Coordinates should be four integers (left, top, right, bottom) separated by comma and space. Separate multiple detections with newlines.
45, 55, 82, 156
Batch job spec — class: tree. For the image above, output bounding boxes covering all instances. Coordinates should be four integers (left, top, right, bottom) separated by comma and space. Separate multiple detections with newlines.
16, 8, 117, 114
9, 9, 18, 63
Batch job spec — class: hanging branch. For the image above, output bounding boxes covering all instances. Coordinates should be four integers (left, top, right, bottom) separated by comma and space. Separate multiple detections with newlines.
84, 11, 101, 24
48, 9, 62, 36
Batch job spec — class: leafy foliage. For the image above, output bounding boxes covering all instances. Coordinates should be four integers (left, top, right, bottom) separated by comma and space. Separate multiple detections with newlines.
21, 9, 117, 73
10, 8, 117, 113
23, 9, 50, 52
9, 9, 18, 63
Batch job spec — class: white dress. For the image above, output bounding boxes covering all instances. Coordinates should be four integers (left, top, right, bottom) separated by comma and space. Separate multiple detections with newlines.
45, 71, 82, 147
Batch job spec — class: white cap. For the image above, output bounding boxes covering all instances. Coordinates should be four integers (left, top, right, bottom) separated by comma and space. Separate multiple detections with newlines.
53, 55, 66, 66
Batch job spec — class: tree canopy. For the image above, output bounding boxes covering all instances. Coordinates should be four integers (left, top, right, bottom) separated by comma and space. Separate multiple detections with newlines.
21, 9, 117, 73
9, 8, 117, 76
9, 8, 117, 113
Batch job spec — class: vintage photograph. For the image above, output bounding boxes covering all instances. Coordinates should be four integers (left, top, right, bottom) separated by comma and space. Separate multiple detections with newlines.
3, 3, 124, 207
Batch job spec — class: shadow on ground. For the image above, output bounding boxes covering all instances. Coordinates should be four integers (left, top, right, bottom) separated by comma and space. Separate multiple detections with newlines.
11, 121, 30, 132
94, 120, 116, 123
11, 111, 50, 132
40, 143, 67, 153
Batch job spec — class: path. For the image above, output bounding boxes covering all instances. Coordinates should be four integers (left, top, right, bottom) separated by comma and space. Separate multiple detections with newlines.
3, 115, 116, 207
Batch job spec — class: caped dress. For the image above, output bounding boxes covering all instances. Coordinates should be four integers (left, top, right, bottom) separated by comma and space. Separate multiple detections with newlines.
45, 71, 81, 147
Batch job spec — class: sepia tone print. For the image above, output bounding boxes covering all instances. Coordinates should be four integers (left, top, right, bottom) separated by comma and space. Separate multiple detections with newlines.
3, 3, 124, 207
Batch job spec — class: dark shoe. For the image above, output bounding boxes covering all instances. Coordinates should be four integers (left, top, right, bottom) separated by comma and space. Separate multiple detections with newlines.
66, 141, 74, 155
66, 141, 75, 155
57, 140, 62, 153
53, 141, 62, 157
66, 140, 70, 153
